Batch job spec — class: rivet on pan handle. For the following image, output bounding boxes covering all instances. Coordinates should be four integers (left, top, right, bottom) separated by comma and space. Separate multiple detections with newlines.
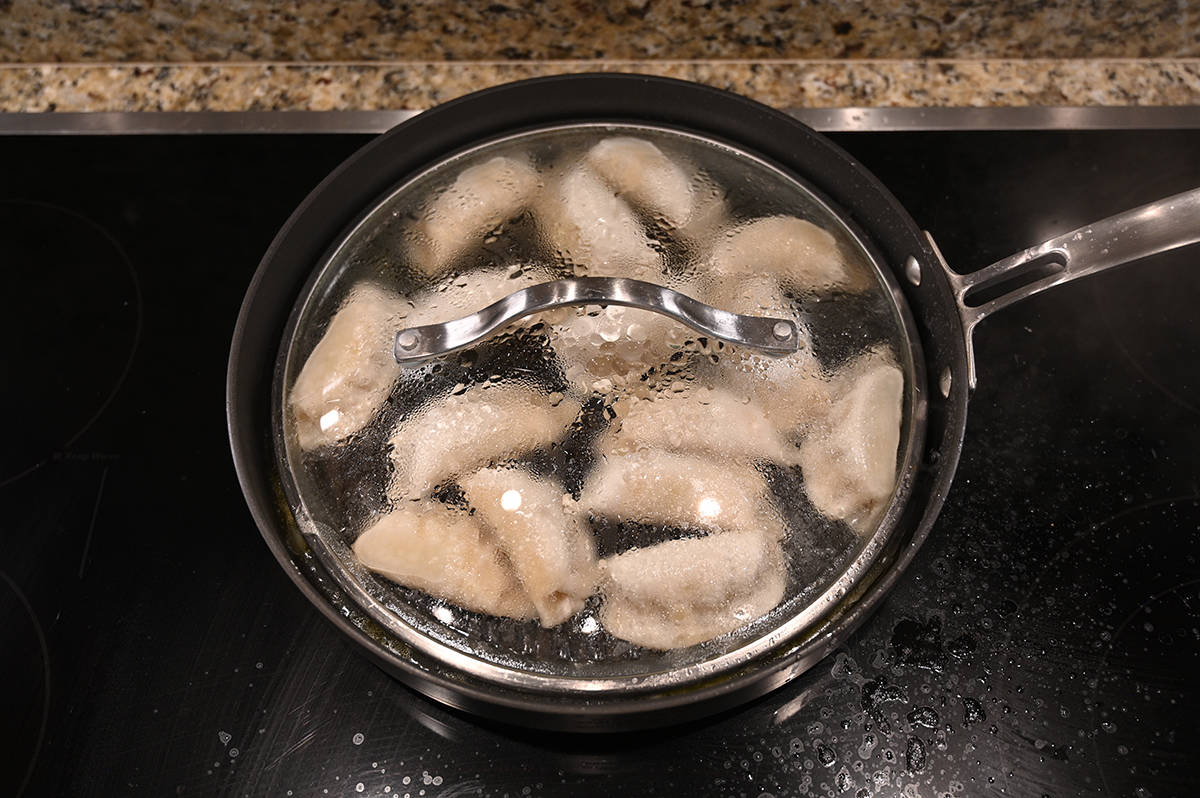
931, 186, 1200, 390
393, 276, 801, 365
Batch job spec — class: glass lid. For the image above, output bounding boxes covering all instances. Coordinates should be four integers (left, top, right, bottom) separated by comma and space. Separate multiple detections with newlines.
274, 122, 922, 692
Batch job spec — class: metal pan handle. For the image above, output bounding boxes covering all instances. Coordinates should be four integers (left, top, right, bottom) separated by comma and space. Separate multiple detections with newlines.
392, 276, 800, 365
931, 187, 1200, 388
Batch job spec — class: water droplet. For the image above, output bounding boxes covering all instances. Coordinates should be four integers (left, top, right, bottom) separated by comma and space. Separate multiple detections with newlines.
907, 706, 939, 728
962, 696, 986, 725
352, 732, 365, 745
815, 742, 837, 767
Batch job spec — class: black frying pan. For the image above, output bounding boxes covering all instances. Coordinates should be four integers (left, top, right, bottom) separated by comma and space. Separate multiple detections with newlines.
226, 74, 1200, 730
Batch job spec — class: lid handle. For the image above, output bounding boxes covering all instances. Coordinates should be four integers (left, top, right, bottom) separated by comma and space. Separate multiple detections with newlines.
393, 276, 800, 365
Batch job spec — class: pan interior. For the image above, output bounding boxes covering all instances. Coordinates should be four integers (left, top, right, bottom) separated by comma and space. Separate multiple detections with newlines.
274, 123, 923, 690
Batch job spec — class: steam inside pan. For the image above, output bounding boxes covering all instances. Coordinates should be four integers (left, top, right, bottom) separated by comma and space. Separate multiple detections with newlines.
277, 124, 918, 684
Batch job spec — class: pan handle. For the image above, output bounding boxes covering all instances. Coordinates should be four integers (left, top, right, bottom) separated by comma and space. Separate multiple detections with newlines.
391, 276, 801, 365
932, 187, 1200, 389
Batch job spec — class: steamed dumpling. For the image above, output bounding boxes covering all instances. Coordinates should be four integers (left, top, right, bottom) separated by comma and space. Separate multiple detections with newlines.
603, 388, 802, 466
698, 303, 832, 437
700, 271, 786, 319
352, 501, 536, 620
538, 165, 680, 386
397, 264, 555, 329
578, 449, 785, 539
585, 137, 694, 228
290, 282, 405, 450
710, 216, 857, 293
461, 467, 598, 627
537, 166, 663, 278
410, 156, 540, 274
676, 171, 731, 248
388, 383, 580, 500
695, 272, 833, 435
598, 531, 787, 649
798, 350, 904, 533
718, 348, 833, 437
549, 304, 692, 391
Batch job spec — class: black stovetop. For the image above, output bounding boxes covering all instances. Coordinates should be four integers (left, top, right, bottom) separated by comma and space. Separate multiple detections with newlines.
2, 126, 1198, 798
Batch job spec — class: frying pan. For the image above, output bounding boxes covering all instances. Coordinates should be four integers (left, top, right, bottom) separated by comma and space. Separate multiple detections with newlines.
226, 74, 1200, 730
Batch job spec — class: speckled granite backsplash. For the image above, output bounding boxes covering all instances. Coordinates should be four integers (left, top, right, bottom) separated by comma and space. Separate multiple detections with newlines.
2, 0, 1198, 111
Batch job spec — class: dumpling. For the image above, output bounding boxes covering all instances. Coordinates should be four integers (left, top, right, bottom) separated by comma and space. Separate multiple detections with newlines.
549, 304, 692, 391
387, 383, 580, 500
398, 264, 554, 329
585, 137, 694, 228
699, 271, 786, 319
687, 272, 833, 436
460, 467, 598, 628
410, 156, 540, 274
716, 346, 832, 438
700, 275, 831, 434
537, 166, 663, 279
578, 449, 785, 539
604, 388, 802, 466
290, 282, 406, 450
798, 350, 904, 533
709, 216, 858, 293
598, 531, 787, 649
690, 326, 831, 442
352, 501, 536, 620
676, 170, 730, 247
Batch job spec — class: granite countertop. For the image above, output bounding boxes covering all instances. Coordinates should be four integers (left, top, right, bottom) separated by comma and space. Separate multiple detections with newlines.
1, 0, 1198, 112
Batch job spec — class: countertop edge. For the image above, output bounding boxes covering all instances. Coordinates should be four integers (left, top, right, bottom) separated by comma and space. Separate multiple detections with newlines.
2, 59, 1199, 112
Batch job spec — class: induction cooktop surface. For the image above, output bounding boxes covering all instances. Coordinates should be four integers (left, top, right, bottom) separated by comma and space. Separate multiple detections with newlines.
2, 118, 1198, 798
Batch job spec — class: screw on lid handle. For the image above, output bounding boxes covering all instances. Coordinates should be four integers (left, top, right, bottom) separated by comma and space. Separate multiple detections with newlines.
392, 276, 800, 365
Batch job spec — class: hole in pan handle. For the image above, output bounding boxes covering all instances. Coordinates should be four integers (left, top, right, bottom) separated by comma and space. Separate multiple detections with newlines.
392, 276, 800, 365
930, 186, 1200, 389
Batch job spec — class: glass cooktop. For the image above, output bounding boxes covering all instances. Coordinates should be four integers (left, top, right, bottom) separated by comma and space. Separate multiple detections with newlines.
2, 123, 1198, 797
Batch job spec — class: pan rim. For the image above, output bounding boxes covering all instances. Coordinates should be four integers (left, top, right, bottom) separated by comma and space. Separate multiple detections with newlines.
269, 118, 930, 696
227, 72, 969, 729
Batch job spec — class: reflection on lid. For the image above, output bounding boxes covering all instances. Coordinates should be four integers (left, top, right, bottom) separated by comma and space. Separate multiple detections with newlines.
318, 408, 341, 432
500, 489, 523, 511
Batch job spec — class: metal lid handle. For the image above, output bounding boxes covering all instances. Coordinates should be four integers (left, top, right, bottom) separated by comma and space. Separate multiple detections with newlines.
393, 276, 800, 365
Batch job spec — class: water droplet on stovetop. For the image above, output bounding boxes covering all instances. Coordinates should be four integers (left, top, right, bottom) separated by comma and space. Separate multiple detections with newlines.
962, 696, 986, 725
